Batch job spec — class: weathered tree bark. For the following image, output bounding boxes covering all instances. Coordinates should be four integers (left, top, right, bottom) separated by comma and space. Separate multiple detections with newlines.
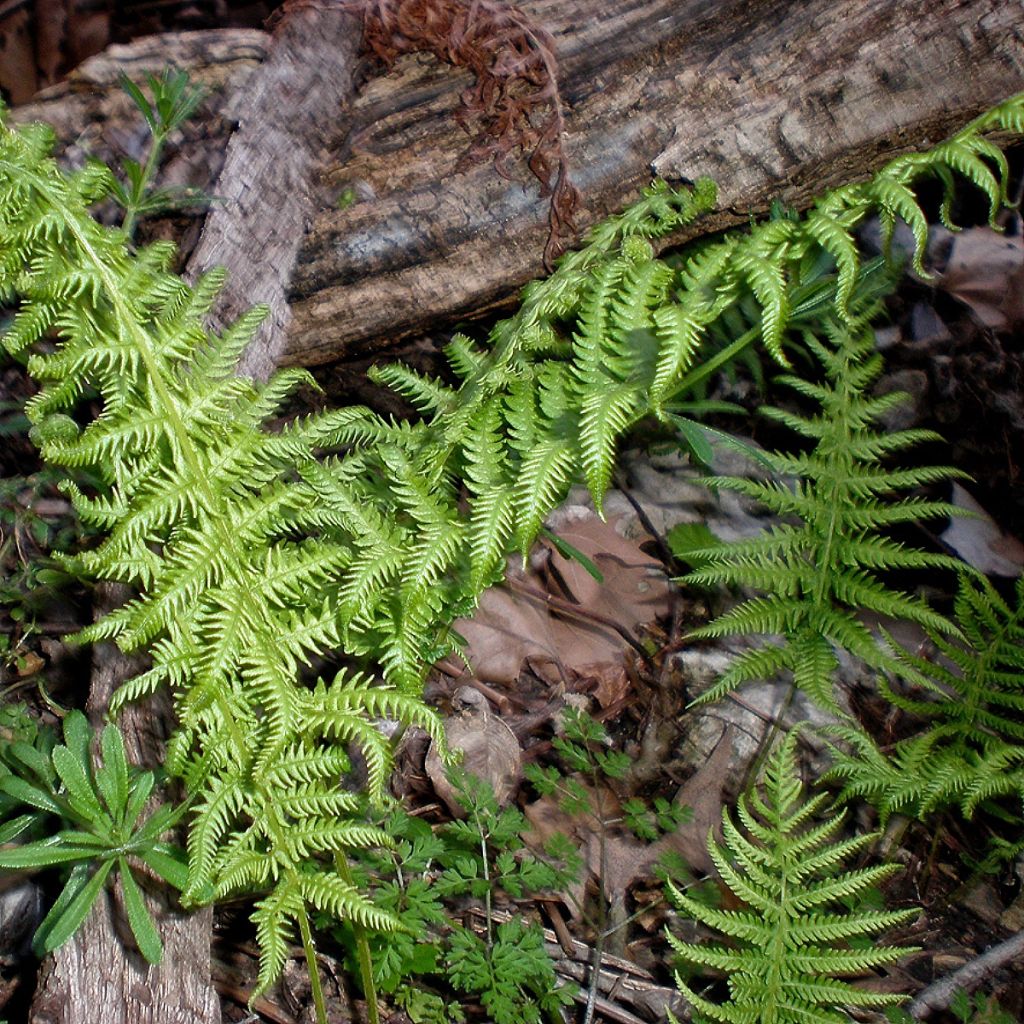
28, 590, 221, 1024
286, 0, 1024, 364
185, 2, 362, 379
15, 0, 1024, 370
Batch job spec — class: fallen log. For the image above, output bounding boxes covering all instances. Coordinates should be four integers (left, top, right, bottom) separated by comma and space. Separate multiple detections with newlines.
13, 0, 1024, 369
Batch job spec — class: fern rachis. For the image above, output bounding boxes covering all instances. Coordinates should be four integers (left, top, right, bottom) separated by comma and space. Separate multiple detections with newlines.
682, 309, 968, 710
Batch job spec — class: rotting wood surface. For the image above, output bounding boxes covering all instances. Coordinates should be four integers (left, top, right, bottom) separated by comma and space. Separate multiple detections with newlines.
287, 0, 1024, 364
13, 0, 1024, 369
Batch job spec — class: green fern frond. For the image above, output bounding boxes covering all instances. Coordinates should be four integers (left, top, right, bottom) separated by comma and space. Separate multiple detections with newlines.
369, 362, 457, 415
686, 314, 964, 710
514, 437, 576, 550
252, 878, 304, 998
828, 573, 1024, 822
5, 93, 1024, 994
668, 731, 917, 1024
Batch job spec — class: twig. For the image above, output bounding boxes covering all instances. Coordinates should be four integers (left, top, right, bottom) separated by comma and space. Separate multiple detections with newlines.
215, 979, 297, 1024
569, 989, 650, 1024
908, 928, 1024, 1019
611, 472, 677, 571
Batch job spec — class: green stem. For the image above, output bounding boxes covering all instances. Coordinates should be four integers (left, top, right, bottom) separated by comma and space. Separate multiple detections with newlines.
476, 813, 493, 949
583, 781, 610, 1024
669, 323, 761, 400
295, 901, 328, 1024
335, 852, 381, 1024
121, 129, 167, 242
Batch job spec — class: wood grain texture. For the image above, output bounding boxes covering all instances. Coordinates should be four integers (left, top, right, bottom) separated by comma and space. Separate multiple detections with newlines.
185, 3, 362, 380
13, 1, 1024, 368
286, 0, 1024, 364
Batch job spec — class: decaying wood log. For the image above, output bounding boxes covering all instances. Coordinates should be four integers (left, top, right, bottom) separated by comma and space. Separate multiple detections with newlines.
28, 591, 220, 1024
14, 0, 1024, 370
286, 0, 1024, 365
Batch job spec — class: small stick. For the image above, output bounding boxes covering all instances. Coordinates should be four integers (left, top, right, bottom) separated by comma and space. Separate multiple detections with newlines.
908, 928, 1024, 1019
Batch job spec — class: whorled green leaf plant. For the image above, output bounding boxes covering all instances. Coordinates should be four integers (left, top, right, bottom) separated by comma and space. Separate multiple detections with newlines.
0, 710, 185, 964
0, 86, 1022, 1010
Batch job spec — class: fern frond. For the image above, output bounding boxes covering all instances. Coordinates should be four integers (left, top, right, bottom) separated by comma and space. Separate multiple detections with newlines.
668, 731, 917, 1024
828, 572, 1024, 823
369, 362, 456, 415
513, 436, 576, 550
686, 314, 963, 710
251, 878, 303, 999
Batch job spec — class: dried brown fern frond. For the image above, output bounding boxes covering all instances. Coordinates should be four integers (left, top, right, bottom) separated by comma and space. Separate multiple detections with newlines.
346, 0, 580, 263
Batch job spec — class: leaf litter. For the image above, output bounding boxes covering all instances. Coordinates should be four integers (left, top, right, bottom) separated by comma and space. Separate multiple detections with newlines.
452, 509, 670, 708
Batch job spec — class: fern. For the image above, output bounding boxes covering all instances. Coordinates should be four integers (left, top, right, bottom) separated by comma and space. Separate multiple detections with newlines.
667, 731, 917, 1024
682, 303, 968, 710
0, 114, 445, 995
3, 89, 1024, 997
827, 572, 1024, 822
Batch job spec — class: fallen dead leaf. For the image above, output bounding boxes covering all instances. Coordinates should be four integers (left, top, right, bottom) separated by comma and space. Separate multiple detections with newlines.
453, 509, 669, 705
15, 650, 45, 678
424, 686, 522, 816
937, 227, 1024, 330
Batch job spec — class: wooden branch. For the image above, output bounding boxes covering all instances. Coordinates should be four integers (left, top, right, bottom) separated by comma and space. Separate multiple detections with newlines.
283, 0, 1024, 364
185, 2, 362, 378
909, 928, 1024, 1019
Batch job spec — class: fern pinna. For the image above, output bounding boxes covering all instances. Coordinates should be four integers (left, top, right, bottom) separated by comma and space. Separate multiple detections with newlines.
2, 89, 1024, 995
668, 731, 917, 1024
827, 571, 1024, 825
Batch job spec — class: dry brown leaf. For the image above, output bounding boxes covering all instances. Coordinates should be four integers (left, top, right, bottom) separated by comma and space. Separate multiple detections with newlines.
940, 483, 1024, 577
522, 726, 737, 922
424, 686, 522, 816
937, 227, 1024, 330
15, 650, 45, 678
454, 510, 669, 703
0, 9, 39, 104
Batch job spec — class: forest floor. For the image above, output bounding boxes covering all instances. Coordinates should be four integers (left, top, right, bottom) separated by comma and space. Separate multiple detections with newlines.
1, 9, 1024, 1020
2, 176, 1024, 1024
